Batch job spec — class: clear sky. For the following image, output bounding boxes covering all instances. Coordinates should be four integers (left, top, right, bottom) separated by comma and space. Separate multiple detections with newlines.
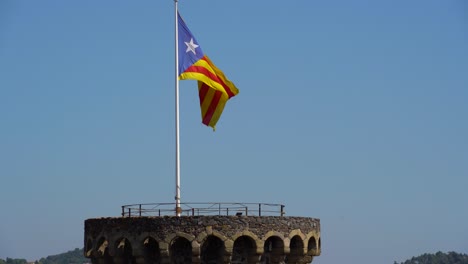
1, 1, 467, 263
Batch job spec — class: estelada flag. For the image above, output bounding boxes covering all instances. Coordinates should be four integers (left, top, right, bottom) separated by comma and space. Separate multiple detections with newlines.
177, 12, 239, 130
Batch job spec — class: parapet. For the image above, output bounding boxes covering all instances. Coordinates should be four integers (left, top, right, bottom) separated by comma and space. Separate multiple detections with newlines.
84, 203, 321, 264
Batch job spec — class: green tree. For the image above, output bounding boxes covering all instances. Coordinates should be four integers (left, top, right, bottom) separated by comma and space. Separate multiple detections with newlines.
37, 248, 87, 264
396, 251, 468, 264
5, 258, 27, 264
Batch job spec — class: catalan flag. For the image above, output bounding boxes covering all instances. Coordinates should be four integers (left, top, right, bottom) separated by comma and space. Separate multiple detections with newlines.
177, 12, 239, 130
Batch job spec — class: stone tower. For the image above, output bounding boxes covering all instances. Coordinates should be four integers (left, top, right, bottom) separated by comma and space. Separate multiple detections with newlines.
84, 203, 321, 264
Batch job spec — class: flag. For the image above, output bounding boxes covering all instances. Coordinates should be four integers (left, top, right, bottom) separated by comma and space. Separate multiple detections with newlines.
177, 12, 239, 130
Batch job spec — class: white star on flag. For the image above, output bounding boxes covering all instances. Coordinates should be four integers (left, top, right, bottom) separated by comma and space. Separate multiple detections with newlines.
185, 38, 199, 55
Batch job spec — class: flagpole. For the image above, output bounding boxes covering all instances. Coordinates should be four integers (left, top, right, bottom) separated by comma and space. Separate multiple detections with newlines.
174, 0, 181, 217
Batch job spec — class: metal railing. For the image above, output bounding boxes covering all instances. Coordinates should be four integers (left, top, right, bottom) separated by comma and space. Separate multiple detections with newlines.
121, 202, 285, 217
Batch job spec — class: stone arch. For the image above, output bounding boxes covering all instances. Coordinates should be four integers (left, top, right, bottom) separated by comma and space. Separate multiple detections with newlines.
231, 230, 260, 242
197, 230, 228, 244
231, 230, 263, 254
85, 238, 94, 258
96, 237, 110, 257
231, 235, 258, 264
288, 229, 305, 241
114, 237, 136, 264
287, 235, 304, 263
200, 235, 226, 264
166, 232, 196, 244
142, 236, 161, 264
307, 236, 317, 251
170, 237, 192, 264
196, 231, 208, 243
261, 236, 285, 264
211, 230, 228, 241
306, 235, 319, 257
304, 231, 319, 243
263, 231, 285, 241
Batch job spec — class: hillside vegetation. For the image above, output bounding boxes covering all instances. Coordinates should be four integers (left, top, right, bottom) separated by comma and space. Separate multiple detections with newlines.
0, 258, 27, 264
37, 248, 87, 264
396, 251, 468, 264
0, 248, 87, 264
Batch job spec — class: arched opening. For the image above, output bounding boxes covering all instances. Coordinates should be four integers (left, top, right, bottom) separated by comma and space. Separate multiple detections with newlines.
143, 237, 161, 264
201, 235, 225, 264
96, 237, 111, 263
307, 236, 317, 252
286, 235, 304, 263
232, 236, 257, 264
170, 237, 192, 264
115, 238, 136, 264
261, 236, 284, 264
85, 238, 93, 258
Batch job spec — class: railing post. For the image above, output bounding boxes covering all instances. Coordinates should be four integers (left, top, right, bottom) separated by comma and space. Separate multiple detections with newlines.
139, 204, 142, 217
281, 205, 285, 216
122, 206, 125, 217
128, 208, 131, 217
192, 208, 195, 216
219, 203, 221, 215
245, 206, 248, 216
227, 208, 229, 216
259, 204, 262, 216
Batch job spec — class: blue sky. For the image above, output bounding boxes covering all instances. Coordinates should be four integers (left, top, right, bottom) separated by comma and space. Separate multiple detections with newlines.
1, 1, 467, 263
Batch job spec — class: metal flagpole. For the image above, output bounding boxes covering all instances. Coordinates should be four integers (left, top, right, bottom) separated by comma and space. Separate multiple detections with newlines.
174, 0, 181, 217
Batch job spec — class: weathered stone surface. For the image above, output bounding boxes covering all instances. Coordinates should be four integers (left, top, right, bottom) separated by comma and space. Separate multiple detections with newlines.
85, 216, 320, 264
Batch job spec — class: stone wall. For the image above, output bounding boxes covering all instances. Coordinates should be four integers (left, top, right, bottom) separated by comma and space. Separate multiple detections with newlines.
84, 216, 321, 264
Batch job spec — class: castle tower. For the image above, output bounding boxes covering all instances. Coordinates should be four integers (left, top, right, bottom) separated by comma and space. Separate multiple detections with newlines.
84, 203, 321, 264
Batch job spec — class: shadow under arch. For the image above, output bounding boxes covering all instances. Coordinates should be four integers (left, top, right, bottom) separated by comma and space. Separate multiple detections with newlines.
95, 237, 111, 262
231, 235, 257, 264
307, 236, 318, 257
201, 235, 225, 264
287, 235, 304, 263
261, 236, 285, 264
143, 237, 161, 264
114, 237, 136, 264
85, 238, 94, 258
170, 237, 192, 264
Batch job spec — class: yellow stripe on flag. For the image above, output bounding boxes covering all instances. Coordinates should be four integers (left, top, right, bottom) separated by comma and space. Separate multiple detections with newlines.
199, 85, 216, 119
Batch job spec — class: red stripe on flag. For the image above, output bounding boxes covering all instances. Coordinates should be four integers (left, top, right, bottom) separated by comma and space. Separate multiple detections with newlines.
198, 83, 209, 103
184, 64, 236, 98
202, 88, 222, 126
